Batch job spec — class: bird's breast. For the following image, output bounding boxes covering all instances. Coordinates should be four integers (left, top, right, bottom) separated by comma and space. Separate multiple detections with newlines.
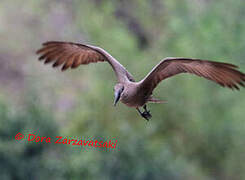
120, 85, 148, 108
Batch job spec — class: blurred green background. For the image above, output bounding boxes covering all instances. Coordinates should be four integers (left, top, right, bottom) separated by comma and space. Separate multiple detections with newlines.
1, 0, 245, 179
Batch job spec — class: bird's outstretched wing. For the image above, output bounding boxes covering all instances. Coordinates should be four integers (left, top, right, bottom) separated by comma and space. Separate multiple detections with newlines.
36, 41, 135, 83
139, 57, 245, 93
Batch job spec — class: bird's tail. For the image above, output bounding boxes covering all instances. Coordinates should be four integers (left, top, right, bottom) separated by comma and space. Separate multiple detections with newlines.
147, 96, 167, 104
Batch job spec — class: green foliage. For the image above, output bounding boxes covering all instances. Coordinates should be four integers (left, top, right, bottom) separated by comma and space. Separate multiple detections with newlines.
0, 100, 69, 179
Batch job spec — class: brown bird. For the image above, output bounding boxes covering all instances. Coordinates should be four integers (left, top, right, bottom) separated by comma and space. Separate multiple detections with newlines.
36, 41, 245, 120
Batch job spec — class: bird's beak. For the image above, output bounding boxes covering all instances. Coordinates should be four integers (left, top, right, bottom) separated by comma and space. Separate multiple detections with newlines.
114, 91, 121, 106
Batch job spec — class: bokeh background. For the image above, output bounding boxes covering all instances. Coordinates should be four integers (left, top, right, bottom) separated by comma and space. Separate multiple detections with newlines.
1, 0, 245, 179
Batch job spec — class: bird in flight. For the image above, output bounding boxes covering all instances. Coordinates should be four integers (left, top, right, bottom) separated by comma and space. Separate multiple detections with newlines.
36, 41, 245, 121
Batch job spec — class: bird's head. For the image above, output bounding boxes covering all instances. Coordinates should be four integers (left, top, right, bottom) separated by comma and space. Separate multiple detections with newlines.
113, 84, 124, 106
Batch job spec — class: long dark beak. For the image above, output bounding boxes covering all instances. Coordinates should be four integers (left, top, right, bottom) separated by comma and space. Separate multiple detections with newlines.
114, 91, 121, 106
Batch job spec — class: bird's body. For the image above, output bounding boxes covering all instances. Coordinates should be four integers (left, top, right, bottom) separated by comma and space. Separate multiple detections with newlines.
119, 82, 145, 108
36, 41, 245, 120
119, 82, 162, 108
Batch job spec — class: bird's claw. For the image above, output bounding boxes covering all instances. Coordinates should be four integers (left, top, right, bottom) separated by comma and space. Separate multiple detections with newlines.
141, 110, 152, 121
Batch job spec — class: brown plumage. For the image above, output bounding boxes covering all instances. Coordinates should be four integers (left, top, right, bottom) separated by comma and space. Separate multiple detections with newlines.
36, 41, 245, 120
37, 41, 135, 82
139, 58, 245, 93
37, 41, 105, 70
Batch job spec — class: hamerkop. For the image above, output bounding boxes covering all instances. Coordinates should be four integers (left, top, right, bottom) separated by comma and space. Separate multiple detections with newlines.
36, 41, 245, 120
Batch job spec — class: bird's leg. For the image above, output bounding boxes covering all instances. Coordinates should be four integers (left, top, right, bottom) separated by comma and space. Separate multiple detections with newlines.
142, 105, 152, 119
143, 105, 148, 112
136, 106, 152, 121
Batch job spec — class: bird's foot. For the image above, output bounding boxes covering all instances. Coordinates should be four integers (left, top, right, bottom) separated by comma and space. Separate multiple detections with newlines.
141, 110, 152, 121
136, 106, 152, 121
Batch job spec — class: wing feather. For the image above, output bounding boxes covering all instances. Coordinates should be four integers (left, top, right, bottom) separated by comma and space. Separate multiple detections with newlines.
140, 58, 245, 93
36, 41, 135, 82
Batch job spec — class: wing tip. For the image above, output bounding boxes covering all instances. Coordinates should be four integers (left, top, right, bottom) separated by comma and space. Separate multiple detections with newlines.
42, 41, 62, 46
36, 48, 44, 55
61, 65, 69, 71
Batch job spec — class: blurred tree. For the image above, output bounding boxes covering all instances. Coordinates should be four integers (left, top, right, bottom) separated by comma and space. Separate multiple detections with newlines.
0, 99, 69, 180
